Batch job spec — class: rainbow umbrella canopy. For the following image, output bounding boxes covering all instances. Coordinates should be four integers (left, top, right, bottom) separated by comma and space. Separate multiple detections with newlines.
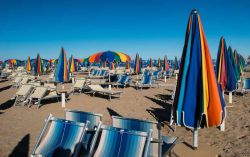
163, 55, 170, 71
88, 50, 131, 63
173, 10, 225, 147
216, 37, 237, 92
55, 48, 69, 83
26, 56, 31, 73
228, 46, 240, 81
69, 55, 76, 73
134, 53, 141, 75
34, 54, 43, 76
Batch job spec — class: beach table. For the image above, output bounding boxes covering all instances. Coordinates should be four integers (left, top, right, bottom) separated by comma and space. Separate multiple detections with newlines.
57, 89, 68, 108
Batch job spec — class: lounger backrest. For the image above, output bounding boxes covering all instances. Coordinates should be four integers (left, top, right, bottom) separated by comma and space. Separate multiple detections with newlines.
13, 76, 22, 83
20, 77, 29, 84
143, 70, 150, 76
44, 83, 57, 90
118, 75, 129, 84
30, 86, 48, 99
88, 85, 104, 91
112, 116, 160, 157
142, 75, 153, 85
74, 79, 85, 88
153, 71, 161, 79
243, 78, 250, 91
33, 116, 88, 157
16, 84, 33, 96
99, 70, 107, 76
93, 126, 151, 157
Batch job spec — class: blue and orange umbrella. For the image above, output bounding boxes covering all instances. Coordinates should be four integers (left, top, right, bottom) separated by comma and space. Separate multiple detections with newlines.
88, 50, 131, 63
216, 37, 237, 92
163, 55, 169, 71
173, 9, 225, 148
26, 56, 31, 73
35, 54, 43, 76
134, 53, 141, 75
55, 48, 69, 83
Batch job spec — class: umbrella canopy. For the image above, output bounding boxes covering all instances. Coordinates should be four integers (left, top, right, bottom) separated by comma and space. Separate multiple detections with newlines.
234, 50, 245, 75
173, 10, 225, 130
134, 53, 141, 75
35, 54, 43, 76
149, 58, 153, 67
228, 46, 240, 81
69, 55, 76, 73
163, 55, 170, 71
88, 51, 131, 63
26, 56, 31, 72
55, 48, 69, 83
216, 37, 237, 91
157, 58, 161, 68
173, 57, 179, 70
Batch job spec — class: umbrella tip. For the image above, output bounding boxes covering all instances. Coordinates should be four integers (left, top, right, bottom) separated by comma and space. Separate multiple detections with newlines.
191, 9, 198, 14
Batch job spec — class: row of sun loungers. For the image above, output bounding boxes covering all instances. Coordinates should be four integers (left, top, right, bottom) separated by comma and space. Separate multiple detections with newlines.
32, 109, 178, 157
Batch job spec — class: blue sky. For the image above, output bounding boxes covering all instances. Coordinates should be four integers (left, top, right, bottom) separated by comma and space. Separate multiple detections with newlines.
0, 0, 249, 60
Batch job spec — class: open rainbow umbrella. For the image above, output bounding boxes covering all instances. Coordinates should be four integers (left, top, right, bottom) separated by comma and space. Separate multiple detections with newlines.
26, 56, 31, 73
55, 48, 69, 83
88, 50, 131, 63
35, 54, 43, 76
163, 55, 170, 71
134, 53, 140, 75
173, 9, 225, 148
69, 55, 76, 73
216, 37, 237, 92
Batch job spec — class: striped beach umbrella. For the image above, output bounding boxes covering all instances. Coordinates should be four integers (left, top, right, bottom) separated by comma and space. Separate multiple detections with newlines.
89, 51, 131, 63
216, 37, 237, 92
69, 55, 76, 73
26, 56, 31, 73
228, 46, 240, 81
173, 56, 179, 70
125, 61, 130, 69
163, 55, 170, 71
157, 58, 161, 68
149, 58, 153, 68
173, 9, 226, 148
134, 53, 140, 75
55, 48, 69, 83
35, 54, 43, 76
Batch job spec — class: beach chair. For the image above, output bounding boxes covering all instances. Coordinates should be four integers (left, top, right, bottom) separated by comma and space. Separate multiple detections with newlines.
72, 78, 86, 94
64, 109, 103, 157
137, 75, 158, 90
17, 76, 30, 87
112, 116, 178, 157
89, 125, 152, 157
31, 114, 90, 157
13, 84, 34, 106
114, 74, 130, 88
87, 85, 123, 100
11, 76, 22, 88
242, 78, 250, 94
153, 70, 161, 80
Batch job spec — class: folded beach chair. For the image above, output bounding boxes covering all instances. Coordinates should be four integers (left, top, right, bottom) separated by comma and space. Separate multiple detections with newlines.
89, 125, 152, 157
242, 77, 250, 94
13, 84, 34, 106
31, 114, 89, 157
72, 78, 86, 94
137, 75, 158, 90
87, 85, 123, 100
114, 74, 130, 88
64, 109, 103, 157
112, 116, 178, 157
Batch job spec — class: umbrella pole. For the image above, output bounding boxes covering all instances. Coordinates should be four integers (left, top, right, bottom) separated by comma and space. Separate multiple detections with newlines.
229, 92, 232, 104
220, 107, 226, 131
193, 128, 198, 149
109, 70, 110, 82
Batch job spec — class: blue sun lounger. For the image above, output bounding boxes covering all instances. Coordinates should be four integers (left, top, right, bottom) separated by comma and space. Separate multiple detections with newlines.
89, 125, 152, 157
114, 74, 130, 88
64, 109, 103, 157
31, 114, 89, 157
242, 78, 250, 94
112, 116, 178, 157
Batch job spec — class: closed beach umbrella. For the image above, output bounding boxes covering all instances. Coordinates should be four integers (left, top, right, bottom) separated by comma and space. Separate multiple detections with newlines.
173, 56, 179, 70
55, 48, 69, 83
173, 9, 226, 148
35, 54, 42, 76
228, 47, 240, 81
26, 56, 31, 73
134, 53, 140, 75
163, 55, 170, 71
125, 61, 130, 69
69, 55, 76, 73
216, 37, 237, 92
149, 58, 153, 68
157, 58, 161, 68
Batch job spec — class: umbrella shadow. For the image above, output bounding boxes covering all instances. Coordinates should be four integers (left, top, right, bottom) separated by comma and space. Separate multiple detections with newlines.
8, 134, 30, 157
145, 96, 172, 109
107, 107, 122, 117
0, 85, 12, 92
0, 79, 8, 83
0, 99, 15, 110
155, 94, 173, 102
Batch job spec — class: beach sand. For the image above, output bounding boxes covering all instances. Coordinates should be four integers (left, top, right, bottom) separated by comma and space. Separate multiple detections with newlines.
0, 74, 249, 157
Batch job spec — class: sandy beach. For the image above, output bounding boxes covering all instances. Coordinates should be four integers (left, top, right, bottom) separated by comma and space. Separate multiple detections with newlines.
0, 74, 249, 157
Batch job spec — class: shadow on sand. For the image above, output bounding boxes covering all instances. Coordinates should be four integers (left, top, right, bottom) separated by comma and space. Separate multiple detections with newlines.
107, 107, 122, 117
0, 85, 12, 92
0, 99, 15, 110
8, 134, 30, 157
